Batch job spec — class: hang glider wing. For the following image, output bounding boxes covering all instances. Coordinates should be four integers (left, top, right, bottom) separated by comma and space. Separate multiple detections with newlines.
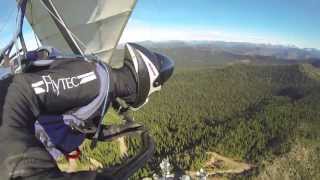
25, 0, 137, 63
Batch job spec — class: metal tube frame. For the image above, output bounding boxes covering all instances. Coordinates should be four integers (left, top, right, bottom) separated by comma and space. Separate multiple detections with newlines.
0, 0, 28, 64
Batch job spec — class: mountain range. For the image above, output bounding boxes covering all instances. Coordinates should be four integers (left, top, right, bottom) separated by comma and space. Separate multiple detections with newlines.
137, 40, 320, 60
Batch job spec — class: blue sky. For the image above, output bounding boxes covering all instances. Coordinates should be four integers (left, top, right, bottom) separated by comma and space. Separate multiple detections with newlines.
1, 0, 320, 49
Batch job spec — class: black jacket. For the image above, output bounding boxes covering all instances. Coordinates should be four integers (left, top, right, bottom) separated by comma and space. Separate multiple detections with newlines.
0, 59, 103, 179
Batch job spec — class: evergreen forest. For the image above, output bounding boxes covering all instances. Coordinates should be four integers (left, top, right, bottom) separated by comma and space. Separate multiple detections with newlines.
79, 46, 320, 179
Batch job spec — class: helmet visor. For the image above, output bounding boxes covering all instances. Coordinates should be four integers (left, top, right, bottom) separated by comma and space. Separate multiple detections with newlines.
154, 53, 175, 86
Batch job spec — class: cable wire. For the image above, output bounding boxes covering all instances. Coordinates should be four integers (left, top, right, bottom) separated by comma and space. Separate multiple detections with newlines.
39, 0, 87, 50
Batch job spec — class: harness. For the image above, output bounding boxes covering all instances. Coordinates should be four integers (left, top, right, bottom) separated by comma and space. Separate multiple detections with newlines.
29, 47, 112, 161
4, 47, 156, 179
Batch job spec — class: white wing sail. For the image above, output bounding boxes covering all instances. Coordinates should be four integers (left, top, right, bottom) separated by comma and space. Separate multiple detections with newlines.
25, 0, 137, 63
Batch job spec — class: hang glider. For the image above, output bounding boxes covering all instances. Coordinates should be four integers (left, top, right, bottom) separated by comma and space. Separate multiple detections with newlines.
0, 0, 156, 179
0, 0, 137, 71
25, 0, 136, 63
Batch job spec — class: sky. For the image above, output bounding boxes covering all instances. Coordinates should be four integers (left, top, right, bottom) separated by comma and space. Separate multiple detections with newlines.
1, 0, 320, 50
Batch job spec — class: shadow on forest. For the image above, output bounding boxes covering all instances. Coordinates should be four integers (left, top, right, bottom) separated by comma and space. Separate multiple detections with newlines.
276, 87, 305, 101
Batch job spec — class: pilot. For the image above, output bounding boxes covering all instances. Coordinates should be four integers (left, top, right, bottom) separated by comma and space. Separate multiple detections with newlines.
0, 43, 174, 180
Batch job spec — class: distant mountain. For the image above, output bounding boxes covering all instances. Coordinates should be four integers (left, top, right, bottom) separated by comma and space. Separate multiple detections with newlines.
114, 41, 319, 68
115, 41, 316, 68
138, 40, 320, 60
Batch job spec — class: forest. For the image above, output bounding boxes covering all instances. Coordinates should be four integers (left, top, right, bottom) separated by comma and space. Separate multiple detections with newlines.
76, 53, 320, 179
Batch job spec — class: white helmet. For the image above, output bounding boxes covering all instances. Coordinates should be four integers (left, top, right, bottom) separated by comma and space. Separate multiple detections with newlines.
124, 43, 175, 110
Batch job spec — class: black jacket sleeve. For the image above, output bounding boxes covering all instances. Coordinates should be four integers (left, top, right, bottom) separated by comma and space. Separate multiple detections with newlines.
0, 59, 103, 180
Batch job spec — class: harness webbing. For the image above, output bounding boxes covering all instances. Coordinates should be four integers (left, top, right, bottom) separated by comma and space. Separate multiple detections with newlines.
34, 62, 111, 159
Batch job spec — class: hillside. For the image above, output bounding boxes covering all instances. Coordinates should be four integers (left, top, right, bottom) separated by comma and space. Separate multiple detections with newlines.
138, 64, 320, 179
75, 61, 320, 179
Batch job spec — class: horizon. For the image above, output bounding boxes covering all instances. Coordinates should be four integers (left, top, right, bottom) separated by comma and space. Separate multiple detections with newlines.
120, 0, 320, 50
119, 39, 320, 51
1, 0, 320, 50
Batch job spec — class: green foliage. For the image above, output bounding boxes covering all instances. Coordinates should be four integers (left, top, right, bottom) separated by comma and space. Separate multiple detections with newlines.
79, 110, 123, 167
83, 63, 320, 179
132, 63, 320, 177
